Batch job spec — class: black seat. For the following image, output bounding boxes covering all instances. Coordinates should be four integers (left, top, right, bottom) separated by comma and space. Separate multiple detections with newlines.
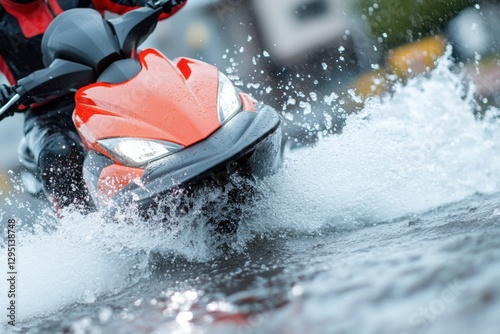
42, 9, 122, 76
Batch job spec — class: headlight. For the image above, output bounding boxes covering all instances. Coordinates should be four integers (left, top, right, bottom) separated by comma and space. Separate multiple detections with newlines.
99, 138, 183, 168
217, 72, 242, 124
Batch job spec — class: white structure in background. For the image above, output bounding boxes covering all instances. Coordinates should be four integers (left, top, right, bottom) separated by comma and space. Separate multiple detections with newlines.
447, 3, 500, 60
252, 0, 349, 65
252, 0, 377, 68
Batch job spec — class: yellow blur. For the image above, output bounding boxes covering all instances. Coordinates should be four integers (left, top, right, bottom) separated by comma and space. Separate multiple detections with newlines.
387, 35, 447, 78
353, 35, 447, 100
0, 169, 12, 197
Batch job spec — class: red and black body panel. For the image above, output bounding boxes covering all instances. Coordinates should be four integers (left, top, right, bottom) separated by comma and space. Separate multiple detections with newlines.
74, 49, 222, 152
74, 49, 281, 209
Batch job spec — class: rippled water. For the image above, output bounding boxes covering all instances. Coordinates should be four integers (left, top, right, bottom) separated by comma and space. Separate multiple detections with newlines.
1, 52, 500, 334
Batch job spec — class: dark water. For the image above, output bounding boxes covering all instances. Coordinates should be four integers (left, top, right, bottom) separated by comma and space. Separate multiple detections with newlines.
5, 192, 500, 334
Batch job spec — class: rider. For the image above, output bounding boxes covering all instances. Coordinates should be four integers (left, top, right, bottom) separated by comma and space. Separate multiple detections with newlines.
0, 0, 186, 211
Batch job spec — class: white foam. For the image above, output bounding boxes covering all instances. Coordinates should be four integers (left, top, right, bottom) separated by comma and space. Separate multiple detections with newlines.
0, 198, 222, 324
251, 49, 500, 231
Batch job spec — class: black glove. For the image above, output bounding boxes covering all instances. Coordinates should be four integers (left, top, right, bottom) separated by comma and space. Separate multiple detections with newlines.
0, 84, 14, 106
0, 84, 16, 121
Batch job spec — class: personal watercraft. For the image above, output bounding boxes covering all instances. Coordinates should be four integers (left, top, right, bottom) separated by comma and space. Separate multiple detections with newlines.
0, 1, 282, 216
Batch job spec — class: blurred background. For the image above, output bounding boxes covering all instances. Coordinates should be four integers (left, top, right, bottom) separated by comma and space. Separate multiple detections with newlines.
1, 0, 499, 209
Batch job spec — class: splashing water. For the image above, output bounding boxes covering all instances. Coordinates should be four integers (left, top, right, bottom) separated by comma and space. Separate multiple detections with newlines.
1, 50, 500, 329
250, 50, 500, 233
0, 178, 259, 324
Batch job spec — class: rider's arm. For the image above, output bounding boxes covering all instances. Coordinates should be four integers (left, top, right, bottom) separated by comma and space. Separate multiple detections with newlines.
0, 26, 15, 106
0, 55, 15, 86
91, 0, 187, 19
0, 16, 15, 85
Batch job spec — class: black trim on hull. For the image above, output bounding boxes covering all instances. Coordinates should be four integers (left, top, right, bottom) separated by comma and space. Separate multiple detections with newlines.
112, 104, 282, 211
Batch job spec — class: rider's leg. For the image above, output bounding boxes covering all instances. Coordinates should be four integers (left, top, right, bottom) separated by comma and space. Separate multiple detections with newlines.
23, 95, 92, 211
